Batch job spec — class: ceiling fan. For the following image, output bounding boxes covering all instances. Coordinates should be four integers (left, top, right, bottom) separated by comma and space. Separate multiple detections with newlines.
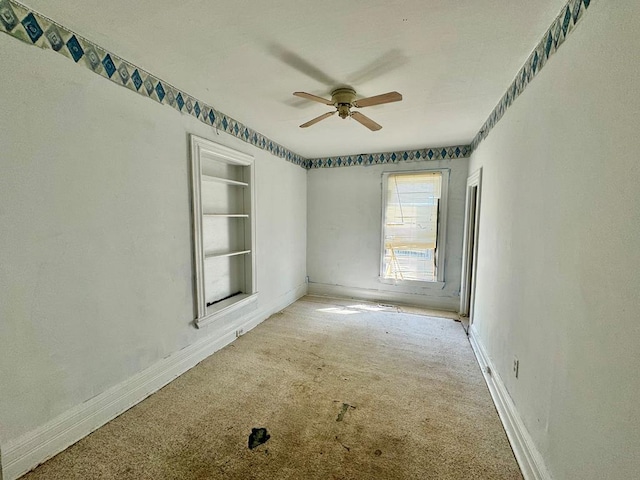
293, 87, 402, 131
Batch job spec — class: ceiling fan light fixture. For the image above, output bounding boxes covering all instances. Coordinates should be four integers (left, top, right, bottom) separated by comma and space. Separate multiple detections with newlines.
294, 86, 402, 130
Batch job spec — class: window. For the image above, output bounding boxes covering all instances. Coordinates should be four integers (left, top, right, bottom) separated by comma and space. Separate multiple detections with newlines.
380, 170, 449, 284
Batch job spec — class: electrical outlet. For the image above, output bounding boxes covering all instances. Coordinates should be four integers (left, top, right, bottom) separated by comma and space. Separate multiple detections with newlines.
513, 357, 519, 378
235, 328, 244, 338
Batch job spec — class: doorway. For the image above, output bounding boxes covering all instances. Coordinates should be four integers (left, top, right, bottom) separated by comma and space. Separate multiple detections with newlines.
459, 168, 482, 334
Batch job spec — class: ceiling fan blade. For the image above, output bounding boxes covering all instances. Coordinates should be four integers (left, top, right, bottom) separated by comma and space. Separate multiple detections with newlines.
353, 91, 403, 108
347, 49, 409, 85
351, 111, 382, 131
300, 111, 336, 128
293, 92, 334, 106
268, 44, 338, 86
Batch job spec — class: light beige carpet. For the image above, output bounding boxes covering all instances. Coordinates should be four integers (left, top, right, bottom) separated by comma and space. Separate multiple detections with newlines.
22, 296, 522, 479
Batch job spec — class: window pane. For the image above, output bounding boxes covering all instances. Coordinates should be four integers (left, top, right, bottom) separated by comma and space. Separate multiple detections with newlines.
382, 172, 442, 282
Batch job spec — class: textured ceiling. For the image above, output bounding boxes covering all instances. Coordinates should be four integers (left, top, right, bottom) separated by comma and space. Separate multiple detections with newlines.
27, 0, 567, 158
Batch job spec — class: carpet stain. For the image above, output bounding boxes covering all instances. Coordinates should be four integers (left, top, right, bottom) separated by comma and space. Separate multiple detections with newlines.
336, 403, 355, 422
248, 427, 270, 449
335, 436, 351, 451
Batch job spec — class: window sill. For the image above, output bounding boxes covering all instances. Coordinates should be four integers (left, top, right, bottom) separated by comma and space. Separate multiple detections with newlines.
378, 277, 446, 290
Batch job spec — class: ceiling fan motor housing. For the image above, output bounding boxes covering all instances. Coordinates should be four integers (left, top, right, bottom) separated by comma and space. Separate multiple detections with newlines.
332, 87, 356, 119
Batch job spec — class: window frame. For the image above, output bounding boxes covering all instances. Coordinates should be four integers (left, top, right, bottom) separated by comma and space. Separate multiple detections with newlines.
379, 168, 450, 287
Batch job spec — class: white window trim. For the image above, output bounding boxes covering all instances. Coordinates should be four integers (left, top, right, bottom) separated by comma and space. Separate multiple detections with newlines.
379, 168, 450, 287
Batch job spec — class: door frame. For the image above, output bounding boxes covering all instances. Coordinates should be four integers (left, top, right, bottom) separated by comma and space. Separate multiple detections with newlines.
459, 168, 482, 333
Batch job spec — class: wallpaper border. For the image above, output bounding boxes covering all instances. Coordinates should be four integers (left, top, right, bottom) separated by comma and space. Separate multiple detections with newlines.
0, 0, 307, 167
306, 145, 471, 169
0, 0, 595, 167
470, 0, 593, 151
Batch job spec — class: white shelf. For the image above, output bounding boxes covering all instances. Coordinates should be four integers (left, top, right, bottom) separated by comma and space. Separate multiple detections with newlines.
205, 249, 251, 259
203, 214, 249, 218
202, 175, 248, 187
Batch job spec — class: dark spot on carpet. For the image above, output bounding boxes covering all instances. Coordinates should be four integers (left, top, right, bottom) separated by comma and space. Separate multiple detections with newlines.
248, 427, 270, 449
336, 403, 354, 422
336, 436, 351, 451
375, 449, 383, 456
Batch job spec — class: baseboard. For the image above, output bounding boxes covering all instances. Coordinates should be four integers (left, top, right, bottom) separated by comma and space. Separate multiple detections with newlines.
468, 326, 552, 480
2, 282, 307, 480
308, 281, 457, 312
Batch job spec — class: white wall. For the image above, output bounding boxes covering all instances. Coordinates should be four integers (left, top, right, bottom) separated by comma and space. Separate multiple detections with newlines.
468, 1, 640, 478
0, 35, 307, 449
307, 158, 469, 311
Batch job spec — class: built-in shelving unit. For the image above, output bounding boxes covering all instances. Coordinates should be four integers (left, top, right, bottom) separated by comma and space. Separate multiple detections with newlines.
190, 135, 257, 328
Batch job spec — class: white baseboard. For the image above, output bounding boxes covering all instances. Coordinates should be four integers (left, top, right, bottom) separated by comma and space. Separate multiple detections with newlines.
468, 326, 551, 480
2, 283, 307, 480
308, 281, 457, 312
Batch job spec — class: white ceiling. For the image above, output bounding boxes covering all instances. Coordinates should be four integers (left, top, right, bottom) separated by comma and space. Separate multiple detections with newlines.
29, 0, 566, 159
